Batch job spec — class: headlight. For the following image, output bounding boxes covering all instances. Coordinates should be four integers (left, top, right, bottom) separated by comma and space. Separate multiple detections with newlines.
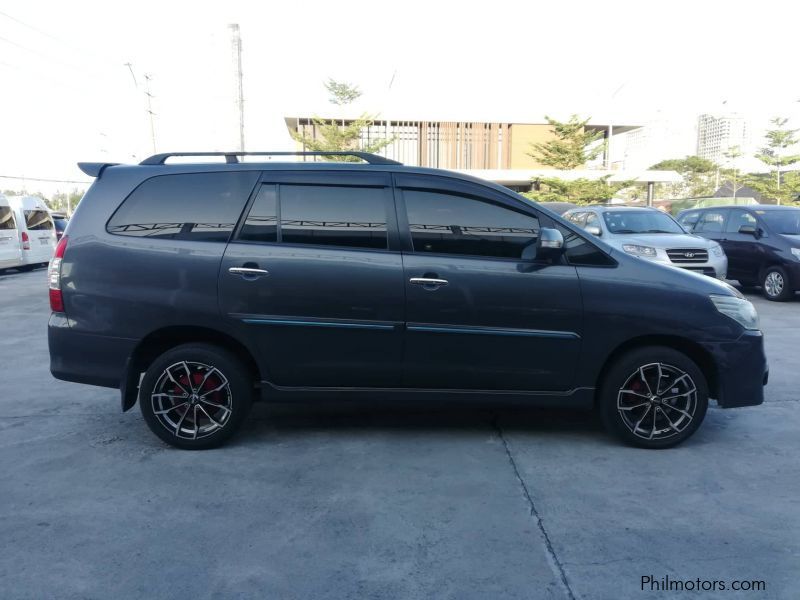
710, 294, 760, 330
622, 244, 657, 257
791, 248, 800, 261
710, 244, 725, 258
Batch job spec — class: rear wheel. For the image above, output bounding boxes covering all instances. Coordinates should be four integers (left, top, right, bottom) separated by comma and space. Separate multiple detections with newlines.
600, 346, 708, 449
139, 344, 253, 449
761, 266, 792, 301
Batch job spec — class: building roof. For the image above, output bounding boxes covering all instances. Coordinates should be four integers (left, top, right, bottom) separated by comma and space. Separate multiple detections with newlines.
453, 169, 682, 186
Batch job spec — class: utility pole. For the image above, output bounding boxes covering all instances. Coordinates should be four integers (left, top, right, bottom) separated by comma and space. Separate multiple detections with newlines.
229, 24, 245, 151
144, 73, 157, 154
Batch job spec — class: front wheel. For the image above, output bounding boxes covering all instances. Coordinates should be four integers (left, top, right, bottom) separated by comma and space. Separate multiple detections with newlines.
139, 343, 253, 449
600, 346, 708, 449
762, 266, 792, 301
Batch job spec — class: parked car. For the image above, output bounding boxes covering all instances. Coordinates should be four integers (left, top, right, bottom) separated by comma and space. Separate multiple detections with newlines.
563, 206, 727, 279
49, 151, 767, 450
50, 212, 69, 241
0, 194, 23, 271
537, 201, 578, 215
677, 205, 800, 301
8, 195, 56, 270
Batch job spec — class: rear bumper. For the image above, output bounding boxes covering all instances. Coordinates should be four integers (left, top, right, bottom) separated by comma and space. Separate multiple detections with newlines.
706, 330, 768, 408
48, 313, 137, 389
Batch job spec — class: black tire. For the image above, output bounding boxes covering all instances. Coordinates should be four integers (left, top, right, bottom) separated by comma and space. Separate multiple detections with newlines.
599, 346, 708, 449
17, 265, 36, 272
139, 343, 253, 449
761, 265, 792, 301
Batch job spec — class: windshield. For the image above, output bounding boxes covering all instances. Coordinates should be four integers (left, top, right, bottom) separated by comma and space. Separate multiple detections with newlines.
759, 210, 800, 235
602, 210, 684, 234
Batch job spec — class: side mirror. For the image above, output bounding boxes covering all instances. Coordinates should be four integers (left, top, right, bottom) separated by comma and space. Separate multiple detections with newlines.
738, 225, 757, 236
535, 227, 564, 261
585, 225, 602, 236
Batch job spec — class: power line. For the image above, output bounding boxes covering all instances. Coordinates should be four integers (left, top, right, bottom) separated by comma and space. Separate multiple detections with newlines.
0, 175, 92, 184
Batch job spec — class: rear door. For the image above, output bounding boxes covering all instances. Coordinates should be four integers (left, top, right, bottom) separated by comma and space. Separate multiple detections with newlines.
395, 174, 582, 392
724, 209, 760, 281
23, 207, 55, 262
0, 204, 21, 267
218, 171, 404, 388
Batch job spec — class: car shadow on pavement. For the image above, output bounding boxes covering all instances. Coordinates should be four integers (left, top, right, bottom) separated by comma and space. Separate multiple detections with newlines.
241, 399, 609, 444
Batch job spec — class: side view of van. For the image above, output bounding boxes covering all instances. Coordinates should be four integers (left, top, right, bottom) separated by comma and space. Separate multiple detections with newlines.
0, 194, 22, 271
8, 195, 56, 270
48, 152, 769, 450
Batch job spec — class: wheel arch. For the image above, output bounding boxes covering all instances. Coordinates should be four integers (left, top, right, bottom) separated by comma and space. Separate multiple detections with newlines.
594, 335, 720, 406
122, 326, 261, 411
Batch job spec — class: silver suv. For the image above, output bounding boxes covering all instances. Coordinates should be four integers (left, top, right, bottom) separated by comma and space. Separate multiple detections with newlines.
563, 206, 727, 278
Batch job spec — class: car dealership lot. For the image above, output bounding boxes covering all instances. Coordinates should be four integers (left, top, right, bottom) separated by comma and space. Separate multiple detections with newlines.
1, 269, 798, 599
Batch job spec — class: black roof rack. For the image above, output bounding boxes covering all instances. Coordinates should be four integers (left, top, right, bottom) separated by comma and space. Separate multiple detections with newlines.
139, 151, 402, 166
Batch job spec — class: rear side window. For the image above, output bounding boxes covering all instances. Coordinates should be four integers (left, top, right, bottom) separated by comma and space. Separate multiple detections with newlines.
107, 172, 259, 241
0, 207, 16, 230
25, 210, 53, 230
237, 184, 389, 250
403, 190, 539, 259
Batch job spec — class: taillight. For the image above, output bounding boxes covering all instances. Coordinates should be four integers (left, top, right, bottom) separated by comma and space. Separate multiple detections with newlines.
22, 231, 30, 250
49, 235, 68, 313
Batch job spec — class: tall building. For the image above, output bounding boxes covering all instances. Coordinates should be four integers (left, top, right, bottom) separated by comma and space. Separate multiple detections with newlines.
696, 114, 750, 165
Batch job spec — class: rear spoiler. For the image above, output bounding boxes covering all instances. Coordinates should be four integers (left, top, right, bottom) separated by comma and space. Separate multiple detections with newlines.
77, 162, 120, 178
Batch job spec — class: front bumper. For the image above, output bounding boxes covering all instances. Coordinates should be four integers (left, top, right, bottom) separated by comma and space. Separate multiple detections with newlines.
705, 330, 768, 408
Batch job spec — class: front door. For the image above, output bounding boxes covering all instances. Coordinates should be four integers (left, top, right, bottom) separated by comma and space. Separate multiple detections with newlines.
219, 171, 404, 388
724, 209, 761, 282
395, 175, 583, 392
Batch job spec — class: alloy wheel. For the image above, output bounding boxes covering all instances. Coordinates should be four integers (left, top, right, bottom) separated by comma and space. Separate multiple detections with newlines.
764, 271, 784, 298
616, 362, 698, 442
150, 361, 233, 440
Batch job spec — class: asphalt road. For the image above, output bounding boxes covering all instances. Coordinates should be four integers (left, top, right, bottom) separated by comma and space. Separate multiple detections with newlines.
1, 268, 798, 599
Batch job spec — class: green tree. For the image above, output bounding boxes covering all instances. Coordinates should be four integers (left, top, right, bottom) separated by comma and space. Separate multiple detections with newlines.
721, 146, 745, 200
291, 79, 392, 162
48, 189, 84, 213
649, 155, 717, 198
527, 115, 604, 169
754, 117, 800, 203
522, 176, 633, 205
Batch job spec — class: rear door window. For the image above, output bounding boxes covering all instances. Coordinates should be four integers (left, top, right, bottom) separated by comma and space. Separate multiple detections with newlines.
677, 211, 700, 230
237, 183, 389, 250
107, 172, 259, 241
24, 210, 53, 230
694, 210, 728, 233
0, 207, 16, 230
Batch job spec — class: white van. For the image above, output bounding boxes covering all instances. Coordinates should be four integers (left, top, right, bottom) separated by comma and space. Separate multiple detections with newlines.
7, 195, 56, 269
0, 195, 23, 270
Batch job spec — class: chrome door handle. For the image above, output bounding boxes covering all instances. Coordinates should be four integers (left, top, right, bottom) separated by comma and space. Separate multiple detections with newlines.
410, 277, 449, 287
229, 267, 269, 277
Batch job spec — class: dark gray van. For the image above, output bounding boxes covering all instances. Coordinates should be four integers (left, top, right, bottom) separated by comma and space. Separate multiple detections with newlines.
49, 152, 768, 449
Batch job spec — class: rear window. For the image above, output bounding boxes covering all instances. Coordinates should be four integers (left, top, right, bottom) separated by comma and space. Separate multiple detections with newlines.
0, 207, 16, 230
25, 210, 53, 230
107, 172, 259, 241
53, 218, 68, 232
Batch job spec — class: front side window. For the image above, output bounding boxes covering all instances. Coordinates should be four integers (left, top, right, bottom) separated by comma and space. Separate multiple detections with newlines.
107, 172, 259, 241
403, 189, 539, 259
24, 210, 53, 230
602, 210, 684, 234
0, 207, 16, 230
726, 210, 757, 233
585, 212, 600, 228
